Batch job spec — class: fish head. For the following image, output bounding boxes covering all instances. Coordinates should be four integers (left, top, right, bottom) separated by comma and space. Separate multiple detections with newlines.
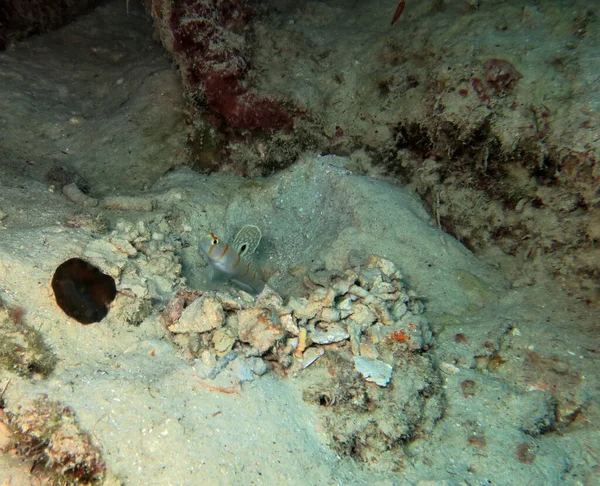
199, 232, 223, 258
199, 232, 234, 273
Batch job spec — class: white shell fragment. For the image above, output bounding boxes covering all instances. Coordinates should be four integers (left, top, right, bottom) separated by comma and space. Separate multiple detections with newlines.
353, 356, 393, 387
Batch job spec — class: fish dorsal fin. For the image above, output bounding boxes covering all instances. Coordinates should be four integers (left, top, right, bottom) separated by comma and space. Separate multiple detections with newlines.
233, 224, 262, 261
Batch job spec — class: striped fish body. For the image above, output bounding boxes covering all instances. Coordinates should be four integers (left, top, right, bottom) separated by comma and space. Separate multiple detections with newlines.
198, 226, 265, 293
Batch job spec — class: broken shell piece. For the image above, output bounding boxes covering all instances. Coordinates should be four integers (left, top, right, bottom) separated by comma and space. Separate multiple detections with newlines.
309, 323, 349, 344
354, 356, 393, 387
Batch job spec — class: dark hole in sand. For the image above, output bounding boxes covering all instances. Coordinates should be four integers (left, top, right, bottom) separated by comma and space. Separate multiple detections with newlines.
51, 258, 117, 324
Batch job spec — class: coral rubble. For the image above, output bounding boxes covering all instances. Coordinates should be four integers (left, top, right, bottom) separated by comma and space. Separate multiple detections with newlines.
163, 254, 442, 469
0, 301, 56, 378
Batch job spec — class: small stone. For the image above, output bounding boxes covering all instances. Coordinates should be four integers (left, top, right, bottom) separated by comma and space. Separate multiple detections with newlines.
349, 284, 370, 299
309, 287, 329, 302
365, 255, 397, 278
219, 295, 243, 311
346, 303, 376, 330
288, 296, 319, 320
336, 296, 354, 311
0, 420, 13, 453
319, 307, 341, 322
347, 321, 362, 355
359, 343, 379, 359
332, 278, 351, 295
255, 286, 284, 310
371, 301, 394, 326
358, 268, 381, 288
168, 296, 224, 334
391, 301, 408, 320
439, 362, 460, 374
246, 357, 268, 376
280, 313, 299, 335
300, 347, 324, 368
212, 328, 237, 355
231, 358, 255, 382
354, 356, 393, 386
370, 281, 396, 296
108, 236, 138, 257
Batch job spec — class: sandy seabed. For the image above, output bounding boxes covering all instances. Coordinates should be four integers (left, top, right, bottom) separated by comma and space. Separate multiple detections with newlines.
0, 1, 599, 485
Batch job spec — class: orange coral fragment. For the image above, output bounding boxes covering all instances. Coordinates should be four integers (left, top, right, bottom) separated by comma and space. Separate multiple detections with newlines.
390, 330, 409, 342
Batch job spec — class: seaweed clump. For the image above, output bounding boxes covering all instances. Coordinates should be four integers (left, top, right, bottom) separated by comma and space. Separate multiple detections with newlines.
0, 301, 56, 378
1, 396, 106, 484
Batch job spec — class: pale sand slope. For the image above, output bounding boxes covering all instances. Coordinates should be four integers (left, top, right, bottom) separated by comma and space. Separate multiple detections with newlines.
0, 154, 598, 484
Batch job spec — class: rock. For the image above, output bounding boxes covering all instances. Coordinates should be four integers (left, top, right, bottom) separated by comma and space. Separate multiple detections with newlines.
319, 307, 341, 322
288, 296, 319, 320
364, 255, 397, 278
255, 286, 284, 310
280, 313, 299, 335
353, 356, 393, 386
349, 284, 370, 299
308, 323, 349, 344
237, 308, 284, 354
212, 327, 237, 355
345, 303, 376, 330
347, 321, 362, 355
0, 418, 13, 453
230, 358, 255, 382
168, 295, 225, 334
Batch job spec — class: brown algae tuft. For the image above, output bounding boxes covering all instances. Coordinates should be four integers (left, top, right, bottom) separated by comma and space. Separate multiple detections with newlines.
0, 301, 56, 378
1, 396, 106, 484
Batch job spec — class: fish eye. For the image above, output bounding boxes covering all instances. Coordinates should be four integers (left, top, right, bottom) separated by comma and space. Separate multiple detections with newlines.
212, 237, 218, 245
